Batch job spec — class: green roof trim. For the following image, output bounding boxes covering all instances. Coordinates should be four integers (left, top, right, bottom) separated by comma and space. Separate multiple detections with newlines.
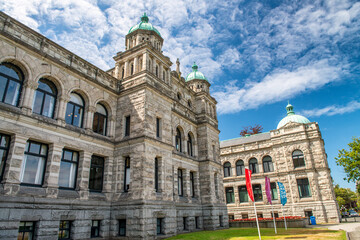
185, 62, 208, 82
277, 103, 311, 129
128, 13, 161, 37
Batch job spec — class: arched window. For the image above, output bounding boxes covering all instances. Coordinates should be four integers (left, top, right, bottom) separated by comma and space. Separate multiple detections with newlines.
236, 160, 245, 176
156, 65, 159, 77
32, 78, 57, 118
130, 64, 134, 75
263, 156, 274, 172
292, 150, 305, 168
121, 68, 124, 78
249, 158, 258, 174
187, 133, 193, 156
163, 71, 165, 81
93, 103, 107, 135
175, 128, 182, 152
0, 63, 24, 106
223, 162, 231, 177
65, 92, 84, 128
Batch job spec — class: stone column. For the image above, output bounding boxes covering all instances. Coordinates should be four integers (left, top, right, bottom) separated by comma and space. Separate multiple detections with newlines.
77, 151, 92, 199
153, 59, 157, 75
85, 106, 96, 131
124, 61, 129, 78
159, 63, 163, 80
102, 156, 114, 200
2, 134, 28, 195
43, 143, 64, 198
107, 115, 116, 137
114, 63, 119, 79
20, 80, 38, 114
56, 95, 70, 124
142, 52, 148, 71
134, 57, 138, 74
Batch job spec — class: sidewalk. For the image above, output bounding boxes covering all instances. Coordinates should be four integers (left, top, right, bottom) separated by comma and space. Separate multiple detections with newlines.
306, 222, 360, 240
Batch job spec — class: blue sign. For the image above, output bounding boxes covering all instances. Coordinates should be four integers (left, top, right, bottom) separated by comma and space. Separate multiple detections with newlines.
277, 182, 287, 206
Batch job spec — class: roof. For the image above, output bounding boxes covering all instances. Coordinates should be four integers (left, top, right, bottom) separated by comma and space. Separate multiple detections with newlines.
220, 132, 271, 148
185, 62, 208, 82
277, 103, 310, 129
128, 13, 161, 37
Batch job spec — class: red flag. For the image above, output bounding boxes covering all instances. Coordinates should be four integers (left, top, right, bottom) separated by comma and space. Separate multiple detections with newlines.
245, 168, 254, 202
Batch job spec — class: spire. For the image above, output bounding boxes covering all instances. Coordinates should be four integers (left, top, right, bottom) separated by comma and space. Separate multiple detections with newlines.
286, 102, 295, 115
176, 58, 181, 79
192, 62, 198, 71
141, 12, 149, 23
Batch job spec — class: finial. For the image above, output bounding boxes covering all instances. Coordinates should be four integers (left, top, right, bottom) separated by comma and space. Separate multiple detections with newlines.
176, 58, 181, 78
141, 12, 149, 23
192, 62, 198, 71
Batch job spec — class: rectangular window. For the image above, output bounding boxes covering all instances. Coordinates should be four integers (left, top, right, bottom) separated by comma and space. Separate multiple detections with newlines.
58, 220, 71, 240
156, 218, 163, 235
297, 178, 312, 198
18, 221, 35, 240
59, 149, 78, 189
225, 187, 235, 204
195, 216, 200, 229
190, 172, 195, 197
89, 155, 104, 192
178, 169, 183, 196
238, 185, 248, 203
91, 220, 100, 238
271, 212, 279, 218
257, 213, 263, 218
219, 215, 223, 227
183, 217, 187, 230
214, 173, 218, 197
118, 219, 126, 236
20, 141, 48, 185
270, 182, 278, 200
155, 157, 159, 192
228, 215, 234, 220
241, 214, 248, 219
124, 157, 130, 191
125, 116, 130, 137
156, 118, 161, 138
0, 133, 10, 181
253, 184, 262, 202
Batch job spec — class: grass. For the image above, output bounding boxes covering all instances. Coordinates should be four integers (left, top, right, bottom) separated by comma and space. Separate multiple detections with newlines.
165, 228, 347, 240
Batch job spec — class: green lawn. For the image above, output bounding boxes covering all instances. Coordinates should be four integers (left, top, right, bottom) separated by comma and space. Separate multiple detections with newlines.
166, 228, 347, 240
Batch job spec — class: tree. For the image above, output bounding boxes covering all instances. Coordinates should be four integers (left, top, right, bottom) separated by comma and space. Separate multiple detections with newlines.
240, 124, 263, 136
334, 184, 358, 209
335, 137, 360, 185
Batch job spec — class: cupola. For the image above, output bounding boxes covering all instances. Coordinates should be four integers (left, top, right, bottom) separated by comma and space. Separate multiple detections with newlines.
277, 103, 311, 129
186, 62, 210, 93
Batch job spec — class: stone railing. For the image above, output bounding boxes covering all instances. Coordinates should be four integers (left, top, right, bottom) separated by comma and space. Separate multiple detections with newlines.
229, 217, 308, 228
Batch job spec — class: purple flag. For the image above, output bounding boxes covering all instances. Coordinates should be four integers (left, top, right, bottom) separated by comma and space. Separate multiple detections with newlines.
265, 176, 272, 205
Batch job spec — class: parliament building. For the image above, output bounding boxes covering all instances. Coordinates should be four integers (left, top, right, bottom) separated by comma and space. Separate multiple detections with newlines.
0, 12, 228, 239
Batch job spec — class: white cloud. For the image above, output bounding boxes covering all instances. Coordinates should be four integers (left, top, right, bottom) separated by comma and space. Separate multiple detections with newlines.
300, 101, 360, 117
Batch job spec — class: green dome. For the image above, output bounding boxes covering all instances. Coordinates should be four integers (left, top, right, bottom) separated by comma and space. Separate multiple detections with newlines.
277, 103, 311, 129
185, 63, 208, 82
128, 13, 161, 37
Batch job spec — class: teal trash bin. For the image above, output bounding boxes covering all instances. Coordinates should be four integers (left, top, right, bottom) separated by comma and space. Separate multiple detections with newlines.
310, 216, 316, 225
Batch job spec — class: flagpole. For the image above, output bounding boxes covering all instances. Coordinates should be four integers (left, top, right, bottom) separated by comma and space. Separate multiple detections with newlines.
282, 204, 287, 230
271, 204, 277, 234
253, 201, 262, 240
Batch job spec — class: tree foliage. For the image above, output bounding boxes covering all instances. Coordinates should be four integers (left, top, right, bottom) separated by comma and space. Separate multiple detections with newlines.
334, 184, 358, 209
335, 137, 360, 183
240, 124, 263, 136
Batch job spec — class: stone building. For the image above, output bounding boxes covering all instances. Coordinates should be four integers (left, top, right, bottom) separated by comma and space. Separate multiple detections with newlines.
0, 11, 228, 240
220, 103, 340, 223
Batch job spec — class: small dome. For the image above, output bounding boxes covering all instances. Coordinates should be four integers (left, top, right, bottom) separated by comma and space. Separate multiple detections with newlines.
277, 103, 311, 129
128, 13, 161, 37
185, 62, 208, 82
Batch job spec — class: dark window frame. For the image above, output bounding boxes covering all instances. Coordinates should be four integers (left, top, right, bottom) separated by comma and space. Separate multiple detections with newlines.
297, 178, 312, 198
18, 221, 36, 240
155, 157, 159, 192
225, 187, 235, 204
59, 149, 79, 190
0, 133, 10, 181
175, 128, 182, 152
33, 78, 57, 118
293, 150, 305, 168
125, 115, 131, 137
89, 155, 104, 192
263, 156, 274, 173
21, 140, 48, 187
236, 160, 245, 176
238, 185, 248, 203
65, 92, 84, 128
58, 220, 71, 240
156, 117, 161, 138
118, 219, 126, 236
249, 158, 258, 174
187, 133, 193, 156
156, 218, 164, 235
223, 162, 231, 177
124, 157, 130, 192
178, 168, 183, 196
270, 182, 278, 200
253, 184, 263, 202
190, 171, 195, 197
91, 220, 100, 238
0, 62, 24, 107
92, 104, 108, 136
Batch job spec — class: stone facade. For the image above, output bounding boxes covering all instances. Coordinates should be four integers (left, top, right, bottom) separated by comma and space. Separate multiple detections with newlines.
0, 12, 228, 240
220, 119, 341, 224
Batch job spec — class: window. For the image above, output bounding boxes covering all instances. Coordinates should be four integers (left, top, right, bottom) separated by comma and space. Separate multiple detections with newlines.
225, 187, 235, 204
125, 115, 130, 137
238, 185, 248, 203
178, 169, 183, 196
270, 182, 278, 200
236, 160, 245, 176
297, 178, 312, 198
18, 221, 35, 240
177, 92, 181, 100
130, 64, 134, 75
0, 133, 10, 181
190, 171, 195, 197
0, 63, 24, 106
20, 141, 48, 185
183, 217, 187, 230
271, 212, 279, 218
59, 149, 78, 189
65, 93, 84, 128
195, 216, 200, 229
124, 157, 130, 191
219, 215, 223, 227
187, 133, 193, 156
93, 104, 107, 135
32, 78, 57, 118
155, 157, 159, 192
228, 215, 234, 221
118, 219, 126, 236
241, 214, 248, 219
91, 220, 100, 238
293, 150, 305, 168
263, 156, 274, 172
223, 162, 231, 177
175, 128, 182, 152
253, 184, 262, 202
214, 173, 218, 197
89, 155, 104, 192
156, 118, 161, 138
58, 220, 71, 240
162, 71, 165, 81
188, 100, 192, 108
156, 218, 164, 235
249, 158, 258, 174
156, 65, 158, 77
257, 213, 263, 218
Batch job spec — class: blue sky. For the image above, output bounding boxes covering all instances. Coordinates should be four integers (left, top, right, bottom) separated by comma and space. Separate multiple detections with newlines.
2, 0, 360, 190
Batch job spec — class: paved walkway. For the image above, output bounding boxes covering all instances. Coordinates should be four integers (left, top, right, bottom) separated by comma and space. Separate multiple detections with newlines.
306, 222, 360, 240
